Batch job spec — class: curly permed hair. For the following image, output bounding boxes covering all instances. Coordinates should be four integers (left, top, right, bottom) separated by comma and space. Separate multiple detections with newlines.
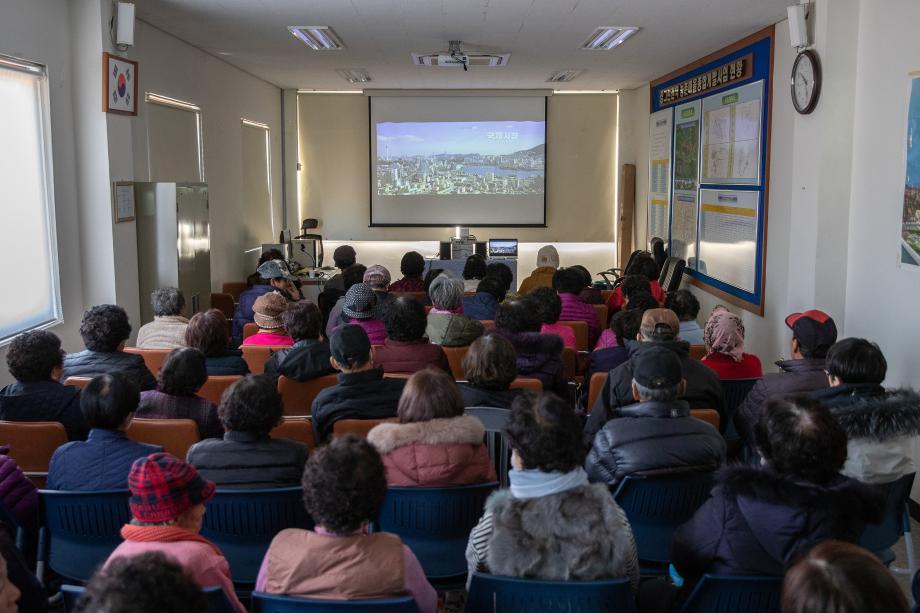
504, 391, 587, 472
218, 375, 282, 435
6, 329, 64, 382
79, 304, 132, 352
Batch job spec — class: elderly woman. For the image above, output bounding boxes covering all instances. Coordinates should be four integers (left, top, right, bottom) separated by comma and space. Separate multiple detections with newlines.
553, 267, 600, 346
700, 306, 763, 380
426, 274, 485, 347
337, 283, 386, 345
104, 453, 245, 612
466, 392, 638, 588
389, 251, 427, 293
373, 297, 449, 374
462, 254, 488, 293
368, 368, 495, 486
187, 375, 308, 488
264, 301, 333, 381
185, 309, 249, 376
528, 287, 576, 350
458, 335, 522, 409
518, 245, 559, 294
490, 300, 566, 397
136, 287, 188, 349
242, 293, 294, 347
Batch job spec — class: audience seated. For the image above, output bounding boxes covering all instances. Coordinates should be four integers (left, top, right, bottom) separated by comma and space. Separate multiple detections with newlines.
585, 346, 725, 486
462, 276, 505, 321
595, 288, 659, 350
245, 248, 284, 288
528, 287, 577, 350
337, 283, 386, 345
324, 263, 368, 339
735, 309, 837, 443
104, 453, 244, 612
136, 287, 188, 349
48, 373, 161, 491
0, 452, 37, 533
311, 325, 405, 443
458, 335, 523, 409
241, 293, 294, 347
185, 309, 249, 376
486, 261, 517, 301
466, 392, 638, 588
490, 301, 567, 397
812, 338, 920, 484
606, 254, 665, 313
63, 305, 156, 392
77, 552, 208, 613
0, 523, 38, 612
136, 348, 222, 439
422, 267, 444, 303
388, 251, 426, 293
187, 375, 308, 488
368, 368, 496, 486
586, 310, 643, 382
586, 309, 725, 438
780, 540, 909, 613
571, 265, 603, 304
323, 245, 357, 292
232, 259, 301, 344
463, 254, 488, 292
426, 274, 485, 346
373, 298, 449, 374
0, 329, 87, 440
700, 306, 763, 379
665, 290, 703, 345
263, 301, 333, 381
364, 265, 394, 319
518, 245, 559, 294
255, 436, 437, 612
554, 267, 600, 346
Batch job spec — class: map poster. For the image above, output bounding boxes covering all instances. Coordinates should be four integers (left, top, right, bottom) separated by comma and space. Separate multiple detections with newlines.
697, 189, 759, 293
901, 76, 920, 267
648, 108, 673, 243
670, 100, 701, 267
701, 80, 764, 185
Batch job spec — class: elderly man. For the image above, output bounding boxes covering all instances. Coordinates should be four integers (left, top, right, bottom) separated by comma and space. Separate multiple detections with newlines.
136, 287, 188, 349
425, 274, 485, 347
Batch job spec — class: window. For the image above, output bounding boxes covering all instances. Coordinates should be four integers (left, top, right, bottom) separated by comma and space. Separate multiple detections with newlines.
0, 54, 61, 344
240, 118, 275, 242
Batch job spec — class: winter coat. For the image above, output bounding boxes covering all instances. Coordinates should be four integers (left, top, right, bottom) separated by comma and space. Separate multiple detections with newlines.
541, 323, 577, 350
518, 267, 557, 295
0, 380, 87, 441
585, 399, 726, 487
231, 284, 274, 343
62, 350, 157, 392
137, 390, 223, 440
372, 339, 450, 374
426, 313, 485, 347
585, 346, 630, 382
488, 329, 567, 398
48, 429, 161, 491
734, 358, 829, 443
187, 431, 309, 488
459, 384, 523, 410
264, 339, 334, 381
135, 315, 189, 349
558, 293, 600, 347
367, 415, 496, 486
671, 466, 884, 581
205, 351, 250, 376
346, 319, 387, 346
462, 293, 500, 321
585, 340, 725, 439
814, 385, 920, 484
311, 369, 406, 443
389, 277, 425, 293
0, 451, 37, 531
606, 281, 666, 313
702, 352, 764, 380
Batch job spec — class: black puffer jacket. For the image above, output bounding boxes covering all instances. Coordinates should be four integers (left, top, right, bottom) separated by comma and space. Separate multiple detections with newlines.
62, 350, 156, 391
186, 431, 309, 488
585, 399, 726, 487
310, 368, 406, 443
264, 339, 334, 381
0, 381, 87, 441
487, 329, 567, 398
459, 384, 523, 410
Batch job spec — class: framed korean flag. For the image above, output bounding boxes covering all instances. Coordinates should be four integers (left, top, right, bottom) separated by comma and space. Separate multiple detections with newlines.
103, 52, 138, 116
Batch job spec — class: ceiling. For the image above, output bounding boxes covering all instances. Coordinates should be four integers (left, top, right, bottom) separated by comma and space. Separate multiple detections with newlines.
136, 0, 789, 91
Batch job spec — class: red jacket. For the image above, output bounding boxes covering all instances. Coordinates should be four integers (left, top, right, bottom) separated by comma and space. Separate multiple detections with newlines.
606, 281, 666, 313
373, 339, 450, 374
701, 352, 764, 380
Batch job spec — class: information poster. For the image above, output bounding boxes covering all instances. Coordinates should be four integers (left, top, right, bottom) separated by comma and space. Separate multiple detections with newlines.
697, 189, 758, 292
701, 80, 763, 185
647, 109, 673, 243
901, 75, 920, 267
670, 100, 701, 267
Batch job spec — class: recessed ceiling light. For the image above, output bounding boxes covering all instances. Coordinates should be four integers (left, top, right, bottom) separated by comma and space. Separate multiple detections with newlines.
336, 68, 372, 84
546, 69, 583, 83
287, 26, 344, 51
581, 26, 639, 50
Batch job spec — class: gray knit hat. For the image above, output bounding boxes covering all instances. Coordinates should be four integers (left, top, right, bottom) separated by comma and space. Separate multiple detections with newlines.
257, 259, 296, 281
342, 283, 377, 320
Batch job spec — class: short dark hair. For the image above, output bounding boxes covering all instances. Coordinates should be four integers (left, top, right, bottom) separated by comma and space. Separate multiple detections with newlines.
528, 287, 562, 325
81, 373, 140, 429
302, 436, 386, 534
664, 289, 700, 321
400, 251, 425, 277
218, 375, 282, 435
505, 392, 586, 472
423, 268, 444, 295
825, 338, 887, 385
79, 304, 132, 352
282, 301, 322, 341
76, 552, 207, 613
486, 262, 513, 292
781, 540, 909, 613
476, 276, 507, 302
463, 335, 518, 390
463, 254, 487, 280
611, 309, 643, 345
621, 275, 651, 301
551, 267, 584, 295
259, 249, 285, 265
625, 291, 659, 313
157, 348, 208, 396
333, 247, 357, 269
754, 396, 847, 484
496, 300, 541, 334
6, 329, 64, 382
383, 297, 427, 342
151, 287, 185, 317
185, 309, 228, 357
398, 368, 464, 423
626, 253, 659, 282
569, 265, 592, 288
342, 264, 368, 291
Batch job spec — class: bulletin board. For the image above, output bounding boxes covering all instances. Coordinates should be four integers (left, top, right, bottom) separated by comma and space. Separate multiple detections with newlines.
649, 25, 774, 315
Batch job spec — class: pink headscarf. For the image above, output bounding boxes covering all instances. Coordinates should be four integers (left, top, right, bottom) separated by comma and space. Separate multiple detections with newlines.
703, 306, 746, 362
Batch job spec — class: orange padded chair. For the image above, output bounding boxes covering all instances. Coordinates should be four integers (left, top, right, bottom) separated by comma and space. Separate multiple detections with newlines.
558, 321, 589, 351
63, 376, 93, 390
0, 421, 67, 487
442, 345, 471, 380
210, 293, 235, 320
221, 282, 248, 302
126, 418, 200, 459
278, 374, 339, 416
124, 347, 171, 376
592, 304, 609, 328
587, 371, 607, 414
481, 320, 495, 330
600, 290, 614, 304
688, 345, 707, 360
509, 378, 542, 392
242, 323, 259, 340
271, 417, 315, 449
198, 376, 242, 405
332, 417, 398, 439
240, 345, 288, 375
690, 409, 721, 431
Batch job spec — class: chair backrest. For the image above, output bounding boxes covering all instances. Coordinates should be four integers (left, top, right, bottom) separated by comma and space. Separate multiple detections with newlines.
123, 347, 171, 376
587, 371, 607, 414
860, 472, 916, 556
198, 375, 242, 404
241, 345, 288, 375
441, 345, 471, 380
332, 418, 398, 439
39, 490, 131, 583
679, 574, 782, 613
659, 257, 687, 293
688, 345, 707, 360
690, 408, 721, 431
383, 372, 411, 380
242, 322, 259, 340
200, 487, 314, 584
465, 407, 512, 488
63, 376, 93, 390
126, 418, 200, 459
600, 289, 614, 304
558, 321, 589, 351
562, 347, 577, 381
210, 292, 236, 320
509, 378, 542, 392
0, 420, 67, 483
613, 471, 716, 564
721, 378, 759, 416
221, 281, 248, 302
377, 483, 498, 579
466, 572, 635, 613
62, 585, 236, 613
278, 374, 339, 416
481, 320, 495, 330
271, 417, 315, 449
592, 304, 609, 329
650, 237, 667, 269
251, 592, 419, 612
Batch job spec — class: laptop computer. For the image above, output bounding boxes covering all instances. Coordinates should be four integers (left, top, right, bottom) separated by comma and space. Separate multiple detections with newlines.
488, 238, 518, 258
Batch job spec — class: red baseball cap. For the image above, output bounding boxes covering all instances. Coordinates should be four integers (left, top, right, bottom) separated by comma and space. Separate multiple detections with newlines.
785, 309, 838, 356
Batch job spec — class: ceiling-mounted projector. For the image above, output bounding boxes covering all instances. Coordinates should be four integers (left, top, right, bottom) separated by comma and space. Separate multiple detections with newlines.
412, 40, 509, 70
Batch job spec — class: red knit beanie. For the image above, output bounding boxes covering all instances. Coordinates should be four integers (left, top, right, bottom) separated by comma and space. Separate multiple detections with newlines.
128, 453, 215, 523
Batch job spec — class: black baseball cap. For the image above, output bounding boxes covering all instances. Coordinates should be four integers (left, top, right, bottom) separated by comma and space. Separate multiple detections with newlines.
330, 324, 371, 368
785, 309, 837, 356
632, 345, 683, 389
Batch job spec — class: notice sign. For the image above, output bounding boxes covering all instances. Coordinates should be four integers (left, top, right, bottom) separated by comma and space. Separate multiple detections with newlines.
697, 189, 758, 293
648, 108, 673, 243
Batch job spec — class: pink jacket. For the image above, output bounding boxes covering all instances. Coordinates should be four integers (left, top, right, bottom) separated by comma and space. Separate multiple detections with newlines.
558, 293, 600, 346
541, 323, 577, 350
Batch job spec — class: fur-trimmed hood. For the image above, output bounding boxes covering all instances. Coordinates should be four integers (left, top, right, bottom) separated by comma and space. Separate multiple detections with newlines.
367, 415, 485, 455
819, 388, 920, 441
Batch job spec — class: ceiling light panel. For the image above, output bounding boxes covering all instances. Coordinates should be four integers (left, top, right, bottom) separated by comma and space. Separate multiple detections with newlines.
581, 26, 639, 50
287, 26, 344, 51
336, 68, 371, 84
546, 69, 583, 83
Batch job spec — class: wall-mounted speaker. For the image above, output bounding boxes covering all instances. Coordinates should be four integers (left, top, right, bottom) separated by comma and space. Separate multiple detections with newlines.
115, 2, 136, 47
787, 4, 808, 48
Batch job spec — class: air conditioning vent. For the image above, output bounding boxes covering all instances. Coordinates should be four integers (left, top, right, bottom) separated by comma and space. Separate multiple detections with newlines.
411, 53, 510, 68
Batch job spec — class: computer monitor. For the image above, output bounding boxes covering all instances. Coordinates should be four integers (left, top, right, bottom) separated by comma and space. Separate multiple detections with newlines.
488, 238, 518, 258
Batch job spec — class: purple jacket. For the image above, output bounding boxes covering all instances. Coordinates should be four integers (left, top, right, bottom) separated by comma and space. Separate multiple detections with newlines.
558, 293, 600, 346
373, 339, 450, 374
488, 329, 567, 398
0, 450, 37, 531
137, 390, 223, 440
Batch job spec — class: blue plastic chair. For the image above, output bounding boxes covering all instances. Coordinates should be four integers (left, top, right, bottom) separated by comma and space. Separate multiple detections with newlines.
860, 473, 916, 574
0, 499, 24, 552
465, 572, 636, 613
38, 490, 131, 584
375, 482, 498, 582
678, 574, 781, 613
200, 486, 314, 585
465, 407, 512, 487
251, 591, 419, 612
62, 584, 237, 613
612, 472, 715, 569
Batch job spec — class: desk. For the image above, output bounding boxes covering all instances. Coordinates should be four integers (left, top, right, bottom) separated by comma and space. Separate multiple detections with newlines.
293, 274, 326, 303
425, 258, 518, 290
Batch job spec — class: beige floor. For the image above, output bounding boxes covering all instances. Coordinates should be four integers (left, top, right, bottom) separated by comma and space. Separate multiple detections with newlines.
890, 517, 918, 602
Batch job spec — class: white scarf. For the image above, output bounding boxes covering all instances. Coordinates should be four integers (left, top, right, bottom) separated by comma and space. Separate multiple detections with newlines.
508, 467, 590, 499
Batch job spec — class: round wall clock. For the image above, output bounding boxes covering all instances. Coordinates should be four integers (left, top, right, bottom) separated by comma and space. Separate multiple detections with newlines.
791, 49, 821, 114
